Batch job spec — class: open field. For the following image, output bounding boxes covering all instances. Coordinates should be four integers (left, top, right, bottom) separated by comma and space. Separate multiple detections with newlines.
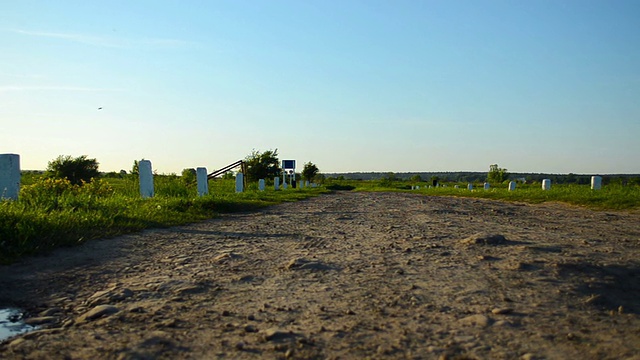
326, 179, 640, 211
1, 191, 639, 359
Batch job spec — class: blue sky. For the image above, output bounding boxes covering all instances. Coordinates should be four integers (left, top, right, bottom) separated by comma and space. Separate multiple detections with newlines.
1, 1, 639, 174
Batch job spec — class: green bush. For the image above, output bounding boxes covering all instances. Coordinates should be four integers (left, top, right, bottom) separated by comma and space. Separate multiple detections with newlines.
245, 149, 281, 182
488, 164, 509, 183
302, 162, 320, 182
46, 155, 100, 185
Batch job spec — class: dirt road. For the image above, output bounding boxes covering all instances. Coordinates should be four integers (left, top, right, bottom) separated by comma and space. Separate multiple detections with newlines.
1, 191, 639, 359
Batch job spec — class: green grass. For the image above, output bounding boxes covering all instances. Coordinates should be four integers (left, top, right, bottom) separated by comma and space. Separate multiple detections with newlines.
324, 179, 640, 211
0, 175, 326, 264
418, 183, 640, 210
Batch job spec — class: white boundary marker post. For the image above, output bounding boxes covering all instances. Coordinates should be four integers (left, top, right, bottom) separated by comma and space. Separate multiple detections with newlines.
467, 183, 473, 191
274, 177, 280, 190
139, 160, 154, 198
508, 181, 516, 191
259, 179, 265, 191
542, 179, 551, 190
591, 176, 602, 190
196, 167, 209, 196
484, 182, 490, 190
0, 154, 20, 200
235, 173, 244, 193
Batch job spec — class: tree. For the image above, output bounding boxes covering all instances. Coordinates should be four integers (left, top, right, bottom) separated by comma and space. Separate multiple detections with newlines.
302, 162, 319, 182
379, 172, 397, 187
46, 155, 100, 185
244, 149, 281, 182
383, 172, 398, 181
487, 164, 509, 183
410, 175, 422, 183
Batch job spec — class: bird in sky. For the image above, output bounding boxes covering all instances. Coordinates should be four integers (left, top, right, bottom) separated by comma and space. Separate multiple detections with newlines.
98, 107, 103, 110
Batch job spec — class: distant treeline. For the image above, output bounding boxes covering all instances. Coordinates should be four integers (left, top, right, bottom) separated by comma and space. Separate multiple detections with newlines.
324, 172, 640, 185
22, 170, 640, 186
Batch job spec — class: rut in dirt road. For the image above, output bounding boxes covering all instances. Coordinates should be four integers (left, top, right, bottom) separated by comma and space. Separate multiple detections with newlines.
1, 191, 639, 359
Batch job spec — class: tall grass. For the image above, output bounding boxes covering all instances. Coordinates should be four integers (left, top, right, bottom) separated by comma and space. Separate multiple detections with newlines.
0, 175, 326, 264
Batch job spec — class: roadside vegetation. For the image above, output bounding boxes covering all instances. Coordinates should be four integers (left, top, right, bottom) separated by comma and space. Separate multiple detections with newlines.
0, 153, 326, 264
322, 164, 640, 211
323, 178, 640, 211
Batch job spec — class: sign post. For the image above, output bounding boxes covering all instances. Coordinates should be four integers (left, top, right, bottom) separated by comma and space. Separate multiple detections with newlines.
282, 160, 296, 189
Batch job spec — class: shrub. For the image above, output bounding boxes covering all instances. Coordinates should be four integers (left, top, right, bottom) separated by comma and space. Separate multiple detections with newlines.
46, 155, 100, 185
244, 149, 282, 182
488, 164, 509, 183
302, 162, 320, 182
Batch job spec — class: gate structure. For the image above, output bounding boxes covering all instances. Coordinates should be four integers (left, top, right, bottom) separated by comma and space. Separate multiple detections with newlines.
207, 160, 247, 189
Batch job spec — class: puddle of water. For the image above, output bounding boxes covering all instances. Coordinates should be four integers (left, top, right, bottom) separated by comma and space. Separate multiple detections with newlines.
0, 308, 37, 342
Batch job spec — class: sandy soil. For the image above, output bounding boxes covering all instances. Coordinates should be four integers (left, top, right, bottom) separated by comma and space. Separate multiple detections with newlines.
0, 191, 639, 360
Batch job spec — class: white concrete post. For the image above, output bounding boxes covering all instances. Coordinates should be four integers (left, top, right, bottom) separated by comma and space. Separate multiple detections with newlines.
454, 185, 460, 189
305, 180, 310, 187
467, 184, 473, 191
542, 179, 551, 190
235, 173, 244, 193
591, 176, 602, 190
259, 179, 265, 191
196, 167, 209, 196
299, 180, 304, 189
0, 154, 20, 200
484, 182, 490, 190
274, 177, 280, 190
138, 160, 154, 198
283, 182, 288, 190
508, 181, 516, 191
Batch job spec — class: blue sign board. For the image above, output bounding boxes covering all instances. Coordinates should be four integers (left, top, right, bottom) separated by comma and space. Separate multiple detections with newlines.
282, 160, 296, 169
